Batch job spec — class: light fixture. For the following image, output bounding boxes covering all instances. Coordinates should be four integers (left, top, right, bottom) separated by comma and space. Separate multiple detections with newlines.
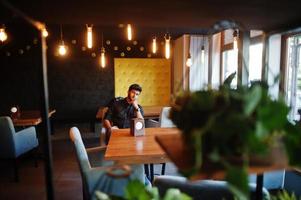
201, 45, 205, 64
201, 36, 205, 63
164, 33, 171, 59
127, 24, 132, 41
86, 24, 93, 49
42, 27, 48, 38
58, 25, 67, 56
233, 30, 238, 50
186, 53, 192, 67
0, 26, 8, 42
100, 47, 106, 68
152, 37, 157, 54
100, 33, 106, 68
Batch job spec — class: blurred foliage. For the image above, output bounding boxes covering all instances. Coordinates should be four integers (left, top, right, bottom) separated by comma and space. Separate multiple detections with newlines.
94, 179, 191, 200
170, 72, 301, 199
271, 190, 300, 200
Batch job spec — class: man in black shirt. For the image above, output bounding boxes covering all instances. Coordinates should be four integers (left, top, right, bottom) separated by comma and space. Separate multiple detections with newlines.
103, 83, 144, 144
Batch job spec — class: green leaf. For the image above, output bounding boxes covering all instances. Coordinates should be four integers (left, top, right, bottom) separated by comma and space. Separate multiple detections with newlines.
257, 101, 289, 132
244, 85, 262, 116
225, 166, 249, 200
125, 179, 153, 200
163, 189, 192, 200
223, 72, 236, 87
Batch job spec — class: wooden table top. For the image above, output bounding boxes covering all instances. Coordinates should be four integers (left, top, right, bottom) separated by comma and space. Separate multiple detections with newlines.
12, 109, 56, 126
104, 127, 180, 165
96, 105, 164, 120
155, 133, 290, 180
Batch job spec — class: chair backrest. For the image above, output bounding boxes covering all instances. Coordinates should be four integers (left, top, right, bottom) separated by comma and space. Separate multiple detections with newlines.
159, 107, 176, 128
0, 116, 16, 158
69, 127, 91, 172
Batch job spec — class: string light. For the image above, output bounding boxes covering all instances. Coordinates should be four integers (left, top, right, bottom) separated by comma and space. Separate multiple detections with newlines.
0, 26, 8, 42
164, 33, 171, 59
58, 25, 67, 56
42, 27, 48, 38
233, 30, 238, 50
86, 24, 93, 49
127, 24, 132, 41
186, 53, 192, 67
152, 37, 157, 54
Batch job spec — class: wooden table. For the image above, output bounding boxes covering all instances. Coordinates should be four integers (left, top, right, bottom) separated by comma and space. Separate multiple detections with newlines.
155, 133, 290, 200
104, 127, 179, 165
12, 109, 56, 126
96, 106, 163, 120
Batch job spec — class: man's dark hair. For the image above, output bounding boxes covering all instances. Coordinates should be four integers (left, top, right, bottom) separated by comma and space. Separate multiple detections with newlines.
128, 83, 142, 93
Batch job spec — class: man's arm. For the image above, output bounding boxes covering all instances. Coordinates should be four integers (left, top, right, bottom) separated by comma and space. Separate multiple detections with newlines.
132, 100, 144, 119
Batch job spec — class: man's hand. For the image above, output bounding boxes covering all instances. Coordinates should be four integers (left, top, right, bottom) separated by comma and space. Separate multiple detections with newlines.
132, 99, 139, 110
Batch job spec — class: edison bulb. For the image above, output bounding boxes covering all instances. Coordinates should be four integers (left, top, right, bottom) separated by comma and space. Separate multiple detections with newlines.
42, 28, 48, 38
0, 28, 8, 42
58, 44, 67, 56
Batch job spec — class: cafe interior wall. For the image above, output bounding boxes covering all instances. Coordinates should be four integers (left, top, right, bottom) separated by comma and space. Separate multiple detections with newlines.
0, 23, 166, 122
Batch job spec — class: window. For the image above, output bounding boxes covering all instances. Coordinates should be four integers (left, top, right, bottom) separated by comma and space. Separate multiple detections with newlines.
285, 35, 301, 121
249, 43, 263, 83
222, 49, 238, 87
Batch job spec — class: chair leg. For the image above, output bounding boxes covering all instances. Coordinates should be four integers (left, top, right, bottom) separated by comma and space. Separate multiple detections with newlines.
161, 163, 166, 175
13, 158, 19, 182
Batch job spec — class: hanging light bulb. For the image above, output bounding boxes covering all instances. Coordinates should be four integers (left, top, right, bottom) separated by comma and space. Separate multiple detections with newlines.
152, 37, 157, 54
58, 25, 67, 56
99, 32, 106, 68
0, 27, 8, 42
58, 41, 67, 56
86, 25, 93, 49
100, 47, 106, 68
164, 34, 171, 59
233, 30, 238, 50
127, 24, 132, 41
201, 45, 205, 64
42, 27, 48, 38
186, 53, 192, 67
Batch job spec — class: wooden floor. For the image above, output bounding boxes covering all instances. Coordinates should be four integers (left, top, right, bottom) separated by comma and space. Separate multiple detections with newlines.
0, 123, 179, 200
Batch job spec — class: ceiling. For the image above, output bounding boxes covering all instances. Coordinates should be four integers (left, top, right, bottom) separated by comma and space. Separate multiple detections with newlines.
1, 0, 301, 36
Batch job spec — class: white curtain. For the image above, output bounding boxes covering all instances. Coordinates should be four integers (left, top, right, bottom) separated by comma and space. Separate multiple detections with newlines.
211, 33, 221, 89
189, 36, 209, 91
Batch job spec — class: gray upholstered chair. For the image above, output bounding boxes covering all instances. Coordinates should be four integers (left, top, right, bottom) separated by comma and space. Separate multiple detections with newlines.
154, 175, 270, 200
159, 107, 176, 128
249, 169, 301, 197
69, 127, 145, 199
0, 116, 39, 181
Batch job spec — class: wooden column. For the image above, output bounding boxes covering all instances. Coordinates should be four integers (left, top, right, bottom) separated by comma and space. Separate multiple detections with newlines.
237, 30, 250, 86
261, 33, 269, 82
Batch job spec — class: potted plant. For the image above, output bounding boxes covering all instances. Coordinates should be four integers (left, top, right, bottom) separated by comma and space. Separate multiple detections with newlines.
169, 73, 301, 199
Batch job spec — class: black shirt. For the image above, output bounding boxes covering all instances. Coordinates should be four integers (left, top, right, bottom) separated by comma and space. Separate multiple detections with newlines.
104, 97, 144, 128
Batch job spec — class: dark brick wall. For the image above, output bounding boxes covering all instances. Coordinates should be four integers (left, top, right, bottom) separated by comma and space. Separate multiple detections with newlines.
0, 24, 165, 121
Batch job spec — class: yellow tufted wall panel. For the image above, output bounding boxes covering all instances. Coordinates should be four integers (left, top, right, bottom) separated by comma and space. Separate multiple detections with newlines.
114, 58, 171, 106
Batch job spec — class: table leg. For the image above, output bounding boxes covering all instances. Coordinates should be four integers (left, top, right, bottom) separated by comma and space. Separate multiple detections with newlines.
150, 164, 154, 183
256, 174, 263, 200
144, 164, 150, 180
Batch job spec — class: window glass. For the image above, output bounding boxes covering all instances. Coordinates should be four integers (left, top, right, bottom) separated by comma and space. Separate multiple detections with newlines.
222, 49, 238, 87
249, 43, 263, 83
286, 35, 301, 121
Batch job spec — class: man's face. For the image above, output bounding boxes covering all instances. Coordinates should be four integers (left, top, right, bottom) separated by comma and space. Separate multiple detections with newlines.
128, 89, 140, 101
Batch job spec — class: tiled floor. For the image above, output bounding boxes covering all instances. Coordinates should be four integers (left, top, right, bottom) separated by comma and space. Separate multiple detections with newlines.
0, 123, 179, 200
